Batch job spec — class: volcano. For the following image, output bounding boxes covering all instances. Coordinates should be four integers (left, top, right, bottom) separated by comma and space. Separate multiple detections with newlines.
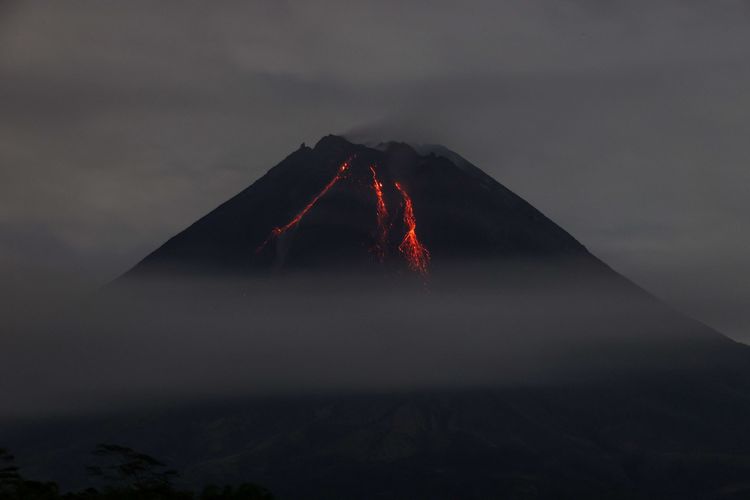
10, 136, 750, 499
123, 135, 596, 279
113, 134, 745, 378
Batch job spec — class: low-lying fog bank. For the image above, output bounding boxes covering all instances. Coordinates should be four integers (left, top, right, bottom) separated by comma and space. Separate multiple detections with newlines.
0, 261, 741, 417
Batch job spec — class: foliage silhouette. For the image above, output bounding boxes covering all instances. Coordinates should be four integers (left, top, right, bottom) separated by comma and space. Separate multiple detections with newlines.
0, 445, 273, 500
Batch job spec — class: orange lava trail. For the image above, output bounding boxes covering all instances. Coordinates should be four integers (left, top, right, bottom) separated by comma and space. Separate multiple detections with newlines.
394, 181, 430, 275
369, 165, 389, 260
256, 160, 350, 253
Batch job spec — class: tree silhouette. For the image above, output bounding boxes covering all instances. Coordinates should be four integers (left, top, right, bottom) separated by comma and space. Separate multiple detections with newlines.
86, 444, 179, 493
0, 448, 21, 492
0, 445, 273, 499
0, 447, 59, 500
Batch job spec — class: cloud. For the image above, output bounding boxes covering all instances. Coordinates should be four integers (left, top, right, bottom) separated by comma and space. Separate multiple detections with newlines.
0, 0, 748, 342
0, 268, 728, 416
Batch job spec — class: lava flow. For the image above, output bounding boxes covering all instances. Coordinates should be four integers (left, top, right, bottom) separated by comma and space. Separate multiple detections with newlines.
369, 165, 389, 260
394, 181, 430, 275
256, 159, 350, 253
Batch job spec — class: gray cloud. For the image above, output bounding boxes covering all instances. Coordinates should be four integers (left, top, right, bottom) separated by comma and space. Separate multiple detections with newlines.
0, 268, 724, 416
1, 0, 749, 342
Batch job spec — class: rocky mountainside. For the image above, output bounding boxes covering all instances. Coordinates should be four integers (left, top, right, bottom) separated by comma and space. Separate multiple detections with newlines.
9, 135, 750, 499
123, 135, 595, 278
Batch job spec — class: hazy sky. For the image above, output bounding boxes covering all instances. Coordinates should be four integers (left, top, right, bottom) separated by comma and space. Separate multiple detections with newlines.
1, 1, 749, 340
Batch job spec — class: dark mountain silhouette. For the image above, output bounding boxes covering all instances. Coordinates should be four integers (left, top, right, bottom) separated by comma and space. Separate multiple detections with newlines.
7, 136, 750, 499
122, 135, 595, 278
115, 134, 737, 365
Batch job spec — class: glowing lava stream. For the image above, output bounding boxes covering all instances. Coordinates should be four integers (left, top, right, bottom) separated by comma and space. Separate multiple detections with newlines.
256, 159, 350, 253
394, 181, 430, 275
369, 165, 389, 261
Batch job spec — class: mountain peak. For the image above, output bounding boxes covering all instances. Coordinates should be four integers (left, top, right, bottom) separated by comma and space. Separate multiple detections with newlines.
313, 134, 355, 152
123, 136, 591, 279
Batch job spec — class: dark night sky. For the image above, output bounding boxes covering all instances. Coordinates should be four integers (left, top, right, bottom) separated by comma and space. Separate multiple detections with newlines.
1, 1, 749, 341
